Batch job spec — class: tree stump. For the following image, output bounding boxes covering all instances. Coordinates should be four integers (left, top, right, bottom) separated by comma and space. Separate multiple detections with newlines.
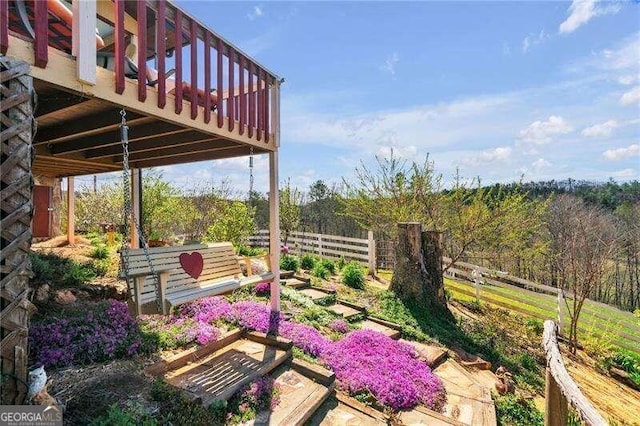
390, 223, 447, 311
1, 56, 36, 404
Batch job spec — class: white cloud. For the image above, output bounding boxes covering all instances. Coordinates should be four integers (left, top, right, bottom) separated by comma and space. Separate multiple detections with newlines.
522, 29, 550, 53
247, 5, 263, 21
378, 145, 418, 159
612, 168, 637, 178
461, 147, 512, 166
618, 75, 638, 85
581, 119, 618, 138
518, 116, 573, 144
532, 158, 552, 171
380, 53, 399, 76
620, 86, 640, 106
602, 144, 640, 160
559, 0, 621, 34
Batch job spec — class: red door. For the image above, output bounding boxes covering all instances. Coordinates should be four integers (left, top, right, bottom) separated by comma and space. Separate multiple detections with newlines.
33, 185, 52, 238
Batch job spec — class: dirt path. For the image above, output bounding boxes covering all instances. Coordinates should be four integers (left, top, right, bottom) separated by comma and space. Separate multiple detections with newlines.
565, 358, 640, 425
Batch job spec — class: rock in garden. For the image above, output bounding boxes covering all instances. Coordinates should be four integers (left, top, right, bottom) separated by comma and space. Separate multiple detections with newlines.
54, 289, 76, 305
35, 284, 51, 302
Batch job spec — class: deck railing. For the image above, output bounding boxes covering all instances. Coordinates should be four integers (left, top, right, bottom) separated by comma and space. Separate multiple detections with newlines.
2, 0, 276, 142
543, 321, 606, 426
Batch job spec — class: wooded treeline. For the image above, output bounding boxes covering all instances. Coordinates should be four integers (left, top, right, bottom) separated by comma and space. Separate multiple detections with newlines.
70, 163, 639, 314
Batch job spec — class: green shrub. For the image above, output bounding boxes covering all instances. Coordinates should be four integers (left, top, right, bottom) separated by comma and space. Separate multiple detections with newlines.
90, 403, 157, 426
312, 264, 329, 280
494, 394, 543, 426
518, 353, 539, 372
280, 254, 300, 272
29, 252, 96, 287
237, 245, 266, 256
91, 259, 111, 277
151, 378, 224, 425
300, 254, 317, 270
337, 256, 346, 271
525, 318, 544, 336
62, 262, 96, 286
342, 262, 365, 289
90, 245, 109, 260
320, 259, 337, 275
29, 252, 54, 283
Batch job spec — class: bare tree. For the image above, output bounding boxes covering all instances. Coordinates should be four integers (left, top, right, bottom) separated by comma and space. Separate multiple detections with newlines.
547, 195, 618, 352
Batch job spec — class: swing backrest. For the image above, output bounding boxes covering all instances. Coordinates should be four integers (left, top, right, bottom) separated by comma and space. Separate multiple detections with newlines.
124, 242, 242, 309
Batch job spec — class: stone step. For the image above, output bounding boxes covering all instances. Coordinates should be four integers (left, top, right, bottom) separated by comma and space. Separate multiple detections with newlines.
400, 339, 448, 368
358, 318, 402, 339
282, 278, 309, 289
432, 359, 496, 426
280, 270, 295, 279
299, 288, 335, 302
308, 394, 387, 425
249, 364, 334, 426
398, 405, 467, 425
163, 337, 292, 406
326, 303, 363, 319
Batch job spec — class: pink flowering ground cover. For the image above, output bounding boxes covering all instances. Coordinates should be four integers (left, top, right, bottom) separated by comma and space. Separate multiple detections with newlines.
185, 297, 446, 412
322, 330, 446, 411
32, 296, 445, 413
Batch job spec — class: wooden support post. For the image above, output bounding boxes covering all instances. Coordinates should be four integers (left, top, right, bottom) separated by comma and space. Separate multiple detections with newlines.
269, 151, 280, 312
67, 176, 75, 245
72, 0, 97, 85
367, 230, 376, 275
545, 367, 568, 426
131, 168, 141, 249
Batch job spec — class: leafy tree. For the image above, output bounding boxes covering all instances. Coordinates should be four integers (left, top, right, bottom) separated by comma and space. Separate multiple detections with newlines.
141, 170, 196, 241
342, 153, 443, 239
182, 180, 233, 240
279, 180, 302, 245
203, 201, 256, 247
547, 195, 618, 352
248, 190, 270, 230
75, 181, 124, 232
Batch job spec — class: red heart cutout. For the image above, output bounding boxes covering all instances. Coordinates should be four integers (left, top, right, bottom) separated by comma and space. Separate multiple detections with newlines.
179, 252, 203, 279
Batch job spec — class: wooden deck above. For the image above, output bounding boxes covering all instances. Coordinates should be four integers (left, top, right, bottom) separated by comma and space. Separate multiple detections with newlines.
2, 0, 280, 178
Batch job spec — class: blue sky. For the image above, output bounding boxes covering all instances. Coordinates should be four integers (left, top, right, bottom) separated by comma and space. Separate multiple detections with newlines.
87, 1, 640, 195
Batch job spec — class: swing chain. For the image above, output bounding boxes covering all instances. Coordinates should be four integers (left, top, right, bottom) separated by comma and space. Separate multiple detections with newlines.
248, 147, 254, 198
119, 109, 163, 313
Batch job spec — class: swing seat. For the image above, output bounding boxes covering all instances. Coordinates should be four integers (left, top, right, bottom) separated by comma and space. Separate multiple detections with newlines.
123, 242, 274, 315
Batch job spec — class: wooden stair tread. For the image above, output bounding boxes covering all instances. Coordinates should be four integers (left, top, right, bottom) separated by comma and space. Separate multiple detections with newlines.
308, 396, 387, 425
282, 278, 309, 289
433, 360, 497, 426
358, 319, 401, 339
299, 288, 334, 301
249, 365, 334, 426
400, 339, 448, 367
164, 338, 290, 405
326, 303, 362, 319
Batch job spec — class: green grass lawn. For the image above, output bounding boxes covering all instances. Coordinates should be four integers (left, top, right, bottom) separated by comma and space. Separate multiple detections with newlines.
444, 277, 640, 353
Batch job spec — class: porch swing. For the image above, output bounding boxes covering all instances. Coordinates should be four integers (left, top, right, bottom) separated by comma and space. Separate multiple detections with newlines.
118, 111, 275, 316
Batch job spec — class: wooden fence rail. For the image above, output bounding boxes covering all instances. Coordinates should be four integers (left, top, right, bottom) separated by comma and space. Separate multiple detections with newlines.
543, 321, 606, 426
248, 230, 376, 272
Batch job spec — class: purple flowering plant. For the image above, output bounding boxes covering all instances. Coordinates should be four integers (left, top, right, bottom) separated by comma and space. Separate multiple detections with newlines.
254, 281, 271, 296
327, 319, 350, 334
30, 300, 144, 368
322, 330, 446, 411
226, 376, 280, 423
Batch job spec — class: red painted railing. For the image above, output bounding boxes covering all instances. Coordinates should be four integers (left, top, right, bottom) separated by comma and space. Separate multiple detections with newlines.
4, 0, 276, 143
